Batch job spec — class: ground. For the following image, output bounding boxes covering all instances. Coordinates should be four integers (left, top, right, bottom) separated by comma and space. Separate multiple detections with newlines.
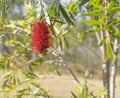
0, 72, 120, 98
39, 74, 120, 98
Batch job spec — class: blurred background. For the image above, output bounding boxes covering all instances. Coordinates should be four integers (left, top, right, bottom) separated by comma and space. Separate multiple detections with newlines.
0, 0, 120, 98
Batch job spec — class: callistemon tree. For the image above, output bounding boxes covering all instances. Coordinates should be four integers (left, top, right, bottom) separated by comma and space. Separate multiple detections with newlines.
79, 0, 120, 98
0, 0, 80, 97
0, 0, 120, 98
27, 0, 120, 97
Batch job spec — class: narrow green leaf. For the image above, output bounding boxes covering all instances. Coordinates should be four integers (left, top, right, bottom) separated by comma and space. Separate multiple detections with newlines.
64, 37, 69, 49
47, 1, 56, 13
106, 42, 116, 61
47, 1, 59, 17
83, 20, 105, 26
71, 92, 78, 98
79, 87, 87, 98
68, 2, 79, 14
111, 7, 120, 13
59, 37, 63, 49
83, 28, 105, 35
69, 11, 75, 20
24, 71, 38, 79
107, 2, 115, 15
99, 37, 106, 46
89, 0, 101, 5
114, 30, 120, 38
49, 24, 57, 37
59, 3, 73, 25
3, 71, 15, 78
0, 0, 8, 21
7, 84, 17, 89
91, 4, 104, 10
81, 12, 104, 17
79, 0, 89, 6
107, 19, 120, 28
79, 32, 84, 43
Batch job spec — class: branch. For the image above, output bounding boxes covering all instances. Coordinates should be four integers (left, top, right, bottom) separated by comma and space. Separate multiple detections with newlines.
68, 36, 105, 64
50, 48, 80, 84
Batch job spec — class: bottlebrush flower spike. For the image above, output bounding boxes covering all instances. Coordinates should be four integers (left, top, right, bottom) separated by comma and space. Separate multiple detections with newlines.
31, 21, 52, 53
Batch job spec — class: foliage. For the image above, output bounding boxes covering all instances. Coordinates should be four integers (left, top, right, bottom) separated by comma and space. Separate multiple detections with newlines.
0, 0, 77, 97
71, 71, 104, 98
1, 70, 51, 98
0, 0, 8, 21
80, 0, 120, 61
0, 0, 120, 98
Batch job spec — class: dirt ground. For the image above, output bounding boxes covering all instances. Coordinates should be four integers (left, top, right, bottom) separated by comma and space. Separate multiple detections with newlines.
39, 74, 120, 98
0, 73, 120, 98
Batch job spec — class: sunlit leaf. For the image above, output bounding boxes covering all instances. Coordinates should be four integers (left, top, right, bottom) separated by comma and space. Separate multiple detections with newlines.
83, 20, 105, 26
99, 37, 106, 46
114, 30, 120, 38
106, 42, 116, 61
24, 71, 38, 79
68, 2, 79, 14
3, 71, 15, 78
7, 84, 17, 89
83, 28, 105, 35
107, 19, 120, 28
107, 2, 120, 14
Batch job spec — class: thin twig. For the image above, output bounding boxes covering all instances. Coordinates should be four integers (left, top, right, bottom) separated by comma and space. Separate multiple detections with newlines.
50, 48, 80, 84
63, 63, 80, 84
68, 36, 105, 63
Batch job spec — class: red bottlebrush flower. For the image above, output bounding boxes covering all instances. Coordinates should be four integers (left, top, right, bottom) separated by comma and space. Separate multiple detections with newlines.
31, 21, 52, 53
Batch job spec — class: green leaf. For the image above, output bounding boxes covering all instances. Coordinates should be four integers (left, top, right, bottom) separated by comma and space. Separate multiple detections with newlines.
68, 2, 79, 14
59, 3, 73, 25
83, 28, 105, 35
3, 71, 15, 78
64, 37, 69, 49
106, 42, 116, 61
114, 30, 120, 38
111, 7, 120, 13
0, 0, 8, 21
83, 20, 105, 26
59, 37, 63, 49
89, 0, 101, 5
71, 92, 78, 98
79, 86, 87, 98
17, 95, 22, 98
69, 11, 75, 20
24, 71, 38, 79
91, 4, 104, 10
47, 1, 61, 19
79, 0, 89, 6
108, 6, 120, 14
107, 1, 120, 14
49, 24, 57, 37
85, 70, 91, 79
7, 84, 17, 89
99, 37, 106, 46
107, 2, 115, 15
47, 1, 56, 14
107, 19, 120, 28
81, 12, 104, 17
98, 88, 104, 97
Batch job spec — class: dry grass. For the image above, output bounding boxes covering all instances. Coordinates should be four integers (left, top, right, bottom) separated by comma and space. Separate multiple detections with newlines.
0, 72, 120, 98
39, 74, 120, 98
